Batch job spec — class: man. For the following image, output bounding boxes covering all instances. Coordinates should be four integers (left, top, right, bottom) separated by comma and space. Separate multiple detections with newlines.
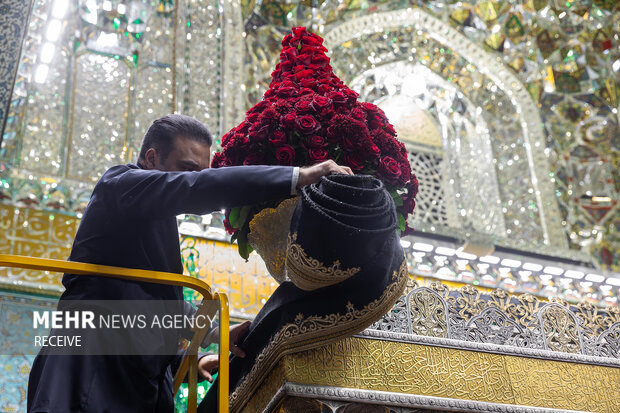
27, 114, 352, 412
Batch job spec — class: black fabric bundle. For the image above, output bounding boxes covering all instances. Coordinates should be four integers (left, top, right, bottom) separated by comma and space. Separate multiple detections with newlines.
286, 174, 398, 290
200, 174, 407, 412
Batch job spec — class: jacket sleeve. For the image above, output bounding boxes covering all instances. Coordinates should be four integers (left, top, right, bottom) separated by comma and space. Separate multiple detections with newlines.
98, 165, 294, 219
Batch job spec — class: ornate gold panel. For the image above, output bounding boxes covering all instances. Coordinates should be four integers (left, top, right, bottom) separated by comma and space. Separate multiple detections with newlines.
506, 356, 620, 412
240, 336, 620, 413
0, 205, 75, 287
283, 337, 515, 404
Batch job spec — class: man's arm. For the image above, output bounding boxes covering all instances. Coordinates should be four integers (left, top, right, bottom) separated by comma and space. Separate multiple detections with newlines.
99, 161, 352, 219
100, 165, 294, 219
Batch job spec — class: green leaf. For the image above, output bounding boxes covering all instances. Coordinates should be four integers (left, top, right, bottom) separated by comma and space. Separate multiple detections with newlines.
236, 206, 252, 230
398, 214, 406, 232
391, 192, 403, 207
229, 207, 241, 229
237, 229, 252, 261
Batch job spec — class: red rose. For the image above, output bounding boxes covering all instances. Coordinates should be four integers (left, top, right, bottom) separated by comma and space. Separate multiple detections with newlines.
312, 54, 330, 67
295, 115, 321, 134
223, 215, 235, 234
273, 100, 293, 115
289, 36, 301, 47
384, 123, 396, 135
378, 156, 402, 184
270, 130, 287, 146
211, 151, 227, 168
292, 27, 306, 37
246, 112, 260, 124
310, 95, 332, 116
248, 122, 270, 143
361, 102, 379, 113
343, 88, 358, 104
308, 148, 329, 164
229, 133, 249, 148
247, 100, 271, 114
402, 196, 416, 215
282, 47, 297, 61
237, 121, 251, 134
369, 143, 381, 159
327, 115, 369, 146
305, 135, 327, 149
275, 145, 295, 165
276, 86, 297, 98
270, 69, 282, 82
301, 34, 322, 46
243, 152, 265, 165
398, 158, 412, 186
341, 129, 371, 151
350, 107, 366, 121
258, 106, 279, 123
296, 54, 312, 65
295, 100, 312, 113
300, 45, 323, 55
367, 113, 382, 130
318, 84, 331, 94
343, 152, 365, 172
281, 34, 292, 46
221, 131, 233, 147
282, 112, 296, 128
406, 177, 419, 198
374, 130, 403, 156
328, 91, 347, 105
281, 60, 293, 72
295, 69, 314, 81
299, 78, 316, 89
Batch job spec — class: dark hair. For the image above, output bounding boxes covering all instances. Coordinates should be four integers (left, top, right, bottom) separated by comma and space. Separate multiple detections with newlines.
138, 114, 213, 162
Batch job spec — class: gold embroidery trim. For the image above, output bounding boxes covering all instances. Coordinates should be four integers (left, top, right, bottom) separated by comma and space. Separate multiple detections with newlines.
231, 257, 409, 413
285, 232, 361, 291
247, 197, 299, 283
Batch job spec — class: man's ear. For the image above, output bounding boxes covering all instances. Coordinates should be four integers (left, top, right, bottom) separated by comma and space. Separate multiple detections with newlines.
143, 148, 158, 169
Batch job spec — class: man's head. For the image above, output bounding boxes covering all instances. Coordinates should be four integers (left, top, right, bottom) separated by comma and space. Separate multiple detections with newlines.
138, 114, 213, 172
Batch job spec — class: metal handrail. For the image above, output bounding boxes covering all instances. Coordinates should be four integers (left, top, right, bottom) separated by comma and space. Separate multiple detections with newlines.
0, 254, 229, 413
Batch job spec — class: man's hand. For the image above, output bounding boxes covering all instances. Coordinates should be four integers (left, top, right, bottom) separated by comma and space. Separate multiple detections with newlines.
297, 160, 353, 188
196, 321, 250, 382
229, 320, 250, 358
201, 320, 250, 356
198, 354, 218, 383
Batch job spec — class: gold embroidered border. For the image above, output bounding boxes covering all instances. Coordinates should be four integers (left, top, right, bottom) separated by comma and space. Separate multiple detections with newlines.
247, 197, 300, 284
232, 257, 409, 413
238, 362, 287, 413
285, 233, 360, 291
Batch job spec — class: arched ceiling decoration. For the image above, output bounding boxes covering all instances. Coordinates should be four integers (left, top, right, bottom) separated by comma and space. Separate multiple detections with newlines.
350, 62, 508, 241
325, 9, 570, 259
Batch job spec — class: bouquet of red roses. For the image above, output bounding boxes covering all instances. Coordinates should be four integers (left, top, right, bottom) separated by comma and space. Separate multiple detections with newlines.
212, 27, 418, 258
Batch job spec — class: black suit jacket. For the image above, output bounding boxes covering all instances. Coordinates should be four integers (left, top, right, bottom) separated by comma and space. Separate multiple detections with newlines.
27, 163, 294, 413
